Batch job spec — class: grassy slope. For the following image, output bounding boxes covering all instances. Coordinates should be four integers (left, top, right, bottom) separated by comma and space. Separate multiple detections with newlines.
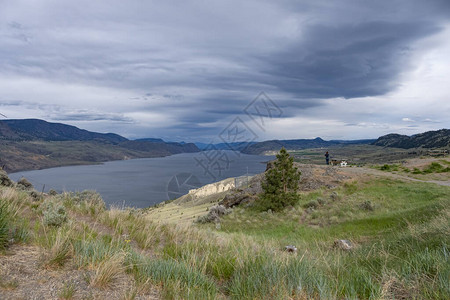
1, 169, 449, 299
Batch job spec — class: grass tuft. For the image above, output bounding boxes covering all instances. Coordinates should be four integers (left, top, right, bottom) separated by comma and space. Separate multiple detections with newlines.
89, 252, 125, 288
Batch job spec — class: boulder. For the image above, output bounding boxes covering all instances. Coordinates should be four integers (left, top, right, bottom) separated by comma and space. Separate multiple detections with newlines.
333, 239, 353, 251
220, 191, 255, 208
284, 245, 298, 253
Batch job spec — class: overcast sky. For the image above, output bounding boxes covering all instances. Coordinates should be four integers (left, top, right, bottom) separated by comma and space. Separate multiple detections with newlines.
1, 0, 449, 142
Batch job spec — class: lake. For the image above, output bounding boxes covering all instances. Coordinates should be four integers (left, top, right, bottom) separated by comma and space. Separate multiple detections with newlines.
9, 151, 273, 208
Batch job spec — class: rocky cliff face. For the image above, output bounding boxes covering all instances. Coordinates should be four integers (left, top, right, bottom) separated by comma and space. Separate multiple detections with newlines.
174, 178, 236, 206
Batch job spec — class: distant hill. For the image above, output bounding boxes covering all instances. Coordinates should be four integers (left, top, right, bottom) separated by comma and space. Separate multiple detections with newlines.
0, 119, 199, 172
120, 140, 199, 155
135, 138, 165, 143
241, 138, 374, 155
195, 142, 257, 151
372, 129, 450, 149
0, 119, 127, 144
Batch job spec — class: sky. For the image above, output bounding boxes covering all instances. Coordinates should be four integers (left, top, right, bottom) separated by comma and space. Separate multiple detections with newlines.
0, 0, 449, 143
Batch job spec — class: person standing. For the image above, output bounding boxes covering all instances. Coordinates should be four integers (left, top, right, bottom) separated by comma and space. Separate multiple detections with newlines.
325, 151, 330, 165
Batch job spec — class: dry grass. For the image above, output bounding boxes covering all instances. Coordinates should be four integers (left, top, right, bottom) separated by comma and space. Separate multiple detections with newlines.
89, 252, 125, 289
146, 201, 216, 224
40, 227, 72, 268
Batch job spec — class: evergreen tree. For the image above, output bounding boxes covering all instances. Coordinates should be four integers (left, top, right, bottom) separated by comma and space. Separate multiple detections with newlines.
259, 147, 301, 211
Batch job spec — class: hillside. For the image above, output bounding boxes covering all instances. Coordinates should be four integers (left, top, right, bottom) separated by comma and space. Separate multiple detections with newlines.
241, 137, 374, 155
1, 156, 449, 299
372, 129, 450, 149
0, 119, 199, 172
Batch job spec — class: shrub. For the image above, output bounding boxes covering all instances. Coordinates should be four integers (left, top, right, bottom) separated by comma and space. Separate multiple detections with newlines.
316, 197, 327, 205
303, 200, 319, 209
423, 162, 450, 174
196, 205, 231, 223
43, 199, 67, 227
258, 192, 300, 212
359, 200, 374, 211
0, 171, 13, 187
16, 177, 33, 190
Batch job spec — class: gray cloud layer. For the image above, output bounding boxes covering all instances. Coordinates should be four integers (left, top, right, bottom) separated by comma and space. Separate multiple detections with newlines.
0, 0, 449, 141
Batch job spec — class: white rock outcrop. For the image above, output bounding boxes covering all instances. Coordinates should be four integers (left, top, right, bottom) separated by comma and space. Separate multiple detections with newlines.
187, 178, 235, 200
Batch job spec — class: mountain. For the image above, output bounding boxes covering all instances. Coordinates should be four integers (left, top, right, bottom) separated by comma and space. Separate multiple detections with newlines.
0, 119, 199, 172
195, 142, 257, 151
0, 119, 127, 143
240, 138, 374, 155
120, 140, 199, 155
372, 129, 450, 149
135, 138, 165, 143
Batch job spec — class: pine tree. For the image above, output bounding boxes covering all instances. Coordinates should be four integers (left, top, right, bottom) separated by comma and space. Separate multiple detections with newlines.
259, 147, 301, 211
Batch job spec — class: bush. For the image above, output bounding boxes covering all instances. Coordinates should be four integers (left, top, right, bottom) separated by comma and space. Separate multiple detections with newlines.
43, 199, 67, 227
196, 205, 231, 223
359, 200, 374, 211
16, 177, 33, 190
303, 199, 319, 209
0, 171, 13, 187
258, 192, 300, 212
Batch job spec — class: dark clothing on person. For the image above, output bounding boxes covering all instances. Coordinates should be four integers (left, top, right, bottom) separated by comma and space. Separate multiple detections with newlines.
325, 152, 329, 165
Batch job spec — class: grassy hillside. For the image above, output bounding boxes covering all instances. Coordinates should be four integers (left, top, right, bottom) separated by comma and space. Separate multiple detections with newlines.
1, 161, 449, 299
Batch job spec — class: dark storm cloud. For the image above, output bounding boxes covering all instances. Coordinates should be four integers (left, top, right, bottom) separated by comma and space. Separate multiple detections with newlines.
50, 111, 134, 123
0, 0, 449, 140
262, 21, 440, 98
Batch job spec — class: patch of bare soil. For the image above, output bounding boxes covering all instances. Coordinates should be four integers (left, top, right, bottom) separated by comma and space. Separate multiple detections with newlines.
295, 163, 358, 190
0, 212, 160, 299
0, 245, 157, 300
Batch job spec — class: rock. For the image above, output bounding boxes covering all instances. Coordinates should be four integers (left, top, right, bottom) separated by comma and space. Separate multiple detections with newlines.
284, 245, 298, 253
17, 177, 33, 190
333, 239, 353, 251
220, 191, 255, 208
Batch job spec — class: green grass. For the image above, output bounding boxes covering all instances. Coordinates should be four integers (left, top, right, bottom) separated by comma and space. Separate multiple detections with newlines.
58, 281, 76, 299
0, 199, 10, 250
376, 161, 450, 175
1, 174, 449, 299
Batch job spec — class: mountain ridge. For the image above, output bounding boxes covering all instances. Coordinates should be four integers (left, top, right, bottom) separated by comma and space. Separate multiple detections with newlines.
0, 119, 199, 172
240, 137, 375, 155
372, 129, 450, 149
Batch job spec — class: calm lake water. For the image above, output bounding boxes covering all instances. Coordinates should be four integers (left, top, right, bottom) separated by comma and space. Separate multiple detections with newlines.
9, 151, 273, 208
